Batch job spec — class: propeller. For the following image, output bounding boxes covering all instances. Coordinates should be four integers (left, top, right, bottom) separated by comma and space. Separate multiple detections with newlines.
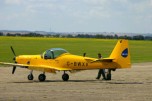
12, 66, 16, 74
10, 46, 17, 74
11, 46, 16, 56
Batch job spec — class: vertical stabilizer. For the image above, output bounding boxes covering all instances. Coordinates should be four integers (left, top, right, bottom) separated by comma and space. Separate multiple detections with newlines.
110, 40, 131, 68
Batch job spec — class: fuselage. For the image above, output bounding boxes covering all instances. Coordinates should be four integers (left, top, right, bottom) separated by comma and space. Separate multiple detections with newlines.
16, 53, 119, 73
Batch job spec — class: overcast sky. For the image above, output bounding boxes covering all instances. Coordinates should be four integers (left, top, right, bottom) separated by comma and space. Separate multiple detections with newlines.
0, 0, 152, 33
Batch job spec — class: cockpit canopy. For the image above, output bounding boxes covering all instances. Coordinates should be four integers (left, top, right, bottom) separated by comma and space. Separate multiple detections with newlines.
42, 48, 68, 59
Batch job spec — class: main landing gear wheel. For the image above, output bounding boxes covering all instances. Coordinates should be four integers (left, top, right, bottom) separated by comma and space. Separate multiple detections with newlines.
62, 73, 69, 81
28, 74, 34, 80
38, 74, 46, 82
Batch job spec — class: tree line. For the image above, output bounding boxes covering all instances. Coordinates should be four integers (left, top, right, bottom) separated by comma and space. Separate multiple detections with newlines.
0, 32, 151, 40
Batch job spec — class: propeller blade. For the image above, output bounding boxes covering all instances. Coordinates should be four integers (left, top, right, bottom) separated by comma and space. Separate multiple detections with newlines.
12, 66, 16, 74
10, 46, 16, 56
10, 46, 17, 74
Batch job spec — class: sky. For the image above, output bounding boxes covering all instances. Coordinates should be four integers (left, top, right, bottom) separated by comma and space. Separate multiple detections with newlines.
0, 0, 152, 33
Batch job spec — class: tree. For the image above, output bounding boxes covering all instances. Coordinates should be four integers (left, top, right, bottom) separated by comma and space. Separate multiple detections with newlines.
6, 33, 12, 36
133, 35, 144, 40
114, 34, 118, 39
0, 32, 3, 36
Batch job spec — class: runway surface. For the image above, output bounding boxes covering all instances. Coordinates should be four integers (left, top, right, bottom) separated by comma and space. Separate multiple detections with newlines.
0, 62, 152, 101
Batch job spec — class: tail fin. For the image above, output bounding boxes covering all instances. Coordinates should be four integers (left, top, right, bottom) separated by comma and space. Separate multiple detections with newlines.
109, 39, 131, 68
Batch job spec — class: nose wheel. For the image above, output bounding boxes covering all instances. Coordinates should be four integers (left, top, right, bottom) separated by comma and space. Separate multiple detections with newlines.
62, 73, 69, 81
28, 74, 34, 80
28, 70, 34, 80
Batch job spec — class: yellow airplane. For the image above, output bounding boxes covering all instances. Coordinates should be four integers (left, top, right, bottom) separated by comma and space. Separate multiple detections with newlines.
0, 39, 131, 81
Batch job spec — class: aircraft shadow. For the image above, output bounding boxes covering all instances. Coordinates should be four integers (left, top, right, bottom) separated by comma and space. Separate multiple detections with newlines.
107, 82, 143, 84
11, 80, 144, 84
12, 80, 99, 83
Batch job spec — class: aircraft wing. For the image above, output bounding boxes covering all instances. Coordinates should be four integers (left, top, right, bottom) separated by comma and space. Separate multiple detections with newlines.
0, 62, 29, 67
0, 62, 72, 71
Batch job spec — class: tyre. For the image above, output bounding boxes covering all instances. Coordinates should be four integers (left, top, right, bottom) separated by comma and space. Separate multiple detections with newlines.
62, 73, 69, 81
38, 74, 46, 82
28, 74, 34, 80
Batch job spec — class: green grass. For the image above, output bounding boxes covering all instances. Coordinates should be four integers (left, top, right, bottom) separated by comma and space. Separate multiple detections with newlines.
0, 36, 152, 63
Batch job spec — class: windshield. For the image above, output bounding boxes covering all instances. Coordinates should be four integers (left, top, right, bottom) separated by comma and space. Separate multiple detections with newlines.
42, 48, 68, 59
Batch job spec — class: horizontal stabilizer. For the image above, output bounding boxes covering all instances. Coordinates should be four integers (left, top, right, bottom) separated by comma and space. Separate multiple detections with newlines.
91, 58, 114, 63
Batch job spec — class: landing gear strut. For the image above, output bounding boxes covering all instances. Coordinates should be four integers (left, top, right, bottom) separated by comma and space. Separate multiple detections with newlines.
62, 72, 69, 81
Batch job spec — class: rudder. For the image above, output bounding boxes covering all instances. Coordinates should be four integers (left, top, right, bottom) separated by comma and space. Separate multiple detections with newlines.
109, 39, 131, 68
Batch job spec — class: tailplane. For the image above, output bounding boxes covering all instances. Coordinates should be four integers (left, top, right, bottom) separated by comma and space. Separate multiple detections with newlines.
109, 39, 131, 68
